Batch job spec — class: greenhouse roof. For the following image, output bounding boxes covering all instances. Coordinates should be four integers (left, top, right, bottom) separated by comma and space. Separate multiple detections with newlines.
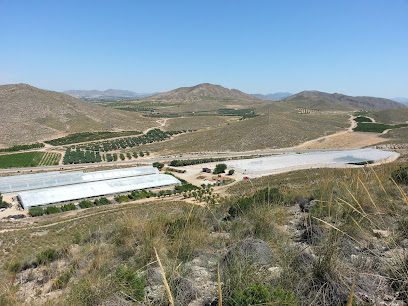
0, 166, 158, 194
18, 173, 180, 209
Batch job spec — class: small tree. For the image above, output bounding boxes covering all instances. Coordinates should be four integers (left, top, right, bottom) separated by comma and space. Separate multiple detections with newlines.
228, 169, 235, 175
153, 162, 164, 170
214, 163, 227, 174
0, 192, 9, 209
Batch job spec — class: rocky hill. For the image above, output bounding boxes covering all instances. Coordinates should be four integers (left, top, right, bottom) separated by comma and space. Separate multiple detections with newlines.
0, 84, 155, 147
146, 83, 260, 102
282, 90, 405, 111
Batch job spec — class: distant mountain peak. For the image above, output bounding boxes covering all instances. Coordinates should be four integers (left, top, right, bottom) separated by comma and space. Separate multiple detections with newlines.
147, 83, 260, 101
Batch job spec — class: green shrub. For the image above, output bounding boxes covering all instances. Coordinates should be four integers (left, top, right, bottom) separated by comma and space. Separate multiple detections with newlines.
5, 261, 22, 273
52, 272, 72, 290
214, 163, 227, 174
94, 197, 111, 206
392, 166, 408, 184
225, 284, 297, 306
60, 203, 77, 211
36, 248, 59, 265
153, 162, 164, 170
79, 200, 94, 209
115, 265, 145, 301
45, 206, 61, 214
115, 195, 130, 203
29, 207, 46, 217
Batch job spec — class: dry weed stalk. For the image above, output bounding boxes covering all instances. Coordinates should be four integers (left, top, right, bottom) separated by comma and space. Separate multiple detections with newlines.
154, 247, 174, 306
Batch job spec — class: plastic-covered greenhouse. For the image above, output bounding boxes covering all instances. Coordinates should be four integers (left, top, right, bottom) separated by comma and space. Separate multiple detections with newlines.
18, 173, 180, 209
0, 166, 158, 193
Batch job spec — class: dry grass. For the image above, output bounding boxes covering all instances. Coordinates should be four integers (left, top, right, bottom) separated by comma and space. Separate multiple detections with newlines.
164, 116, 239, 132
134, 110, 349, 153
2, 158, 408, 305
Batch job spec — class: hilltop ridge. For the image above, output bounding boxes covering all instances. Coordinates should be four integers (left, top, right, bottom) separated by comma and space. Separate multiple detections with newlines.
146, 83, 260, 101
282, 90, 404, 110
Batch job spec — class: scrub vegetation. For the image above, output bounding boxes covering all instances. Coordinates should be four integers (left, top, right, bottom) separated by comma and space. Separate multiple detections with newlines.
2, 159, 408, 305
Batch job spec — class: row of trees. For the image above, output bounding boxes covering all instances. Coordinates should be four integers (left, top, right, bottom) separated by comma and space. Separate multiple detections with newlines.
63, 148, 102, 164
169, 157, 228, 167
0, 143, 44, 153
28, 198, 111, 216
63, 149, 150, 164
73, 129, 184, 153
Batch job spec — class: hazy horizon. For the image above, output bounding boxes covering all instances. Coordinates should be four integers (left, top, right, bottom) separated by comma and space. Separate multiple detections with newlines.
1, 0, 407, 99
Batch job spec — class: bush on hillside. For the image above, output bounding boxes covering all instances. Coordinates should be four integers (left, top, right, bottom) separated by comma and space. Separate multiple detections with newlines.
392, 166, 408, 184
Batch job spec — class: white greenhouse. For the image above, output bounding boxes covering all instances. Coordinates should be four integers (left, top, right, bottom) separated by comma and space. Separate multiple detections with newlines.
18, 173, 180, 209
0, 166, 158, 193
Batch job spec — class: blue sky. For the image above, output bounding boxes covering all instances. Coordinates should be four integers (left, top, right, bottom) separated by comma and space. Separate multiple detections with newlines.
0, 0, 407, 98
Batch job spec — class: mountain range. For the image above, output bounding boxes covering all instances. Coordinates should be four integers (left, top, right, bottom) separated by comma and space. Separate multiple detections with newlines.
63, 89, 157, 101
251, 92, 292, 101
1, 83, 405, 147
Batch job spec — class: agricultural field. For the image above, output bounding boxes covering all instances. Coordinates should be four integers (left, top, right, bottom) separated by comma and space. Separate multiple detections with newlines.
0, 143, 44, 153
353, 116, 373, 123
353, 122, 408, 133
45, 131, 142, 146
38, 152, 61, 166
0, 152, 46, 168
69, 129, 185, 153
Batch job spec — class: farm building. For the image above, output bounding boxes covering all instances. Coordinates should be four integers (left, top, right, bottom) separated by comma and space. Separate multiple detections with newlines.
17, 173, 180, 209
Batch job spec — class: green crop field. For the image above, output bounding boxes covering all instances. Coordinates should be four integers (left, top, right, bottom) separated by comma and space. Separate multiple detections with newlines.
0, 152, 47, 168
45, 131, 142, 146
354, 116, 373, 123
353, 122, 408, 133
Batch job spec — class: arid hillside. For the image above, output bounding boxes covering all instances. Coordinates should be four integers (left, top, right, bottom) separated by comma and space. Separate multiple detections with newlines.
147, 83, 259, 102
371, 107, 408, 124
282, 90, 404, 111
0, 84, 155, 147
